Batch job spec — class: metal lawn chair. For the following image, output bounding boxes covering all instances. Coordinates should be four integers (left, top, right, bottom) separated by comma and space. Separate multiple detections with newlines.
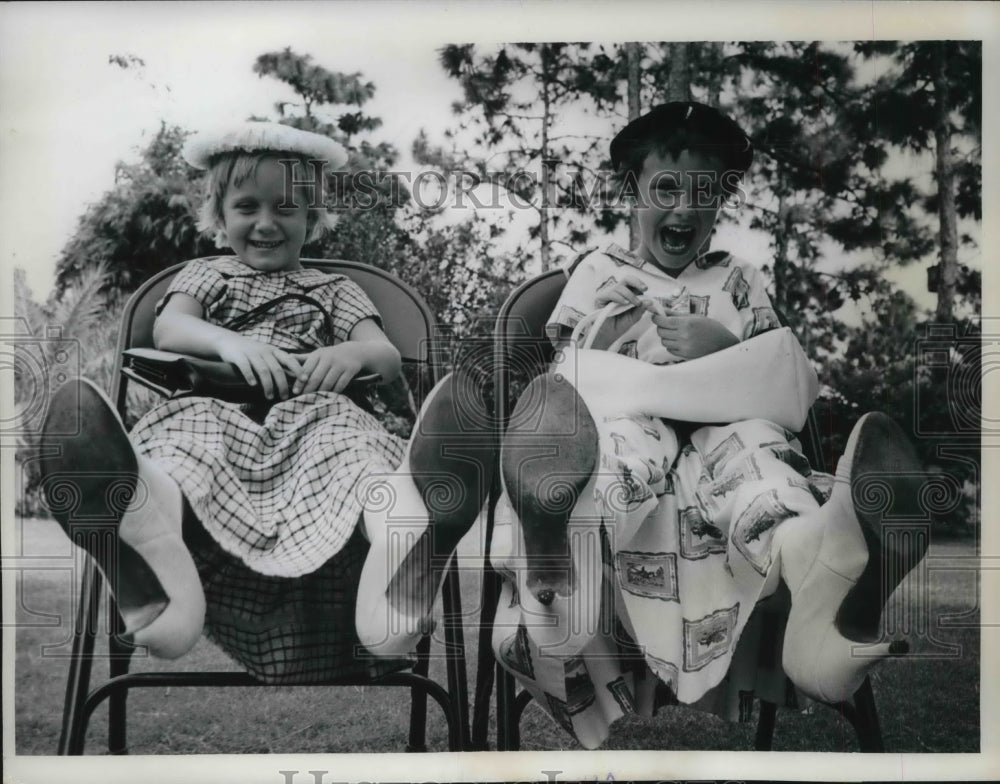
471, 268, 884, 752
56, 258, 469, 754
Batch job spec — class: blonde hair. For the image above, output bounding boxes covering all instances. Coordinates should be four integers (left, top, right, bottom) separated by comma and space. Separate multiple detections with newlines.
196, 152, 339, 247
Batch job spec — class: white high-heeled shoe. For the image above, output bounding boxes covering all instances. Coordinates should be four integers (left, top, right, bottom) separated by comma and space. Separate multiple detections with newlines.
503, 473, 605, 659
356, 372, 494, 657
40, 378, 205, 659
779, 412, 927, 703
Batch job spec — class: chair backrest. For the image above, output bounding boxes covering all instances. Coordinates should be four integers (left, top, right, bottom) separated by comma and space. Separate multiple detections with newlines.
112, 257, 439, 411
492, 269, 826, 470
493, 269, 566, 426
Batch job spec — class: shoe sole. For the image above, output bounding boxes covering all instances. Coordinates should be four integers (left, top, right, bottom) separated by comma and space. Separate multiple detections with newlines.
837, 412, 929, 642
408, 369, 496, 557
360, 371, 494, 655
501, 373, 598, 604
39, 378, 169, 627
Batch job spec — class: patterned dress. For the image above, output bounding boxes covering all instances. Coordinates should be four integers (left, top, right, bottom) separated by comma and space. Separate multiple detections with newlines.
129, 256, 408, 682
491, 244, 833, 748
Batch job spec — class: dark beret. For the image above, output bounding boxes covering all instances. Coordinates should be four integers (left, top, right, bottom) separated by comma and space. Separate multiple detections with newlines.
610, 101, 753, 174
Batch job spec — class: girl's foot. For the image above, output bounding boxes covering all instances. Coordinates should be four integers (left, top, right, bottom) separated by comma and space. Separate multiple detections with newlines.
356, 370, 495, 656
778, 412, 927, 702
39, 378, 205, 659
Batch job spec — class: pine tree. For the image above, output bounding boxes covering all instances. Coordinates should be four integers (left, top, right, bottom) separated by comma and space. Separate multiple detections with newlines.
437, 43, 615, 272
854, 41, 981, 323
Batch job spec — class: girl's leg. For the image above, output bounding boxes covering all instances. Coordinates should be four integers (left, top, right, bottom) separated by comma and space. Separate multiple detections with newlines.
774, 413, 927, 702
356, 369, 496, 656
40, 378, 205, 659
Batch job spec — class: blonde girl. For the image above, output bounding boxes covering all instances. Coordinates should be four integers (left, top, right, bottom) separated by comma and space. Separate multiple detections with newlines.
40, 122, 490, 681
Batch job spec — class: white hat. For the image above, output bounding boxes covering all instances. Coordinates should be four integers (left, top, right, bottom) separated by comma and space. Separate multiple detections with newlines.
183, 121, 349, 170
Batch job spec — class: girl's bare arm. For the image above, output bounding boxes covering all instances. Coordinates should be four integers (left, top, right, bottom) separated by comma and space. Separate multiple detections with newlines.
344, 318, 402, 383
153, 293, 235, 357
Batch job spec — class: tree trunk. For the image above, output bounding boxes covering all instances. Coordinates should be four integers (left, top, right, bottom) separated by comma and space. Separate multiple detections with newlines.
773, 188, 790, 317
539, 45, 552, 273
626, 42, 642, 251
665, 43, 692, 103
704, 43, 723, 107
933, 43, 959, 323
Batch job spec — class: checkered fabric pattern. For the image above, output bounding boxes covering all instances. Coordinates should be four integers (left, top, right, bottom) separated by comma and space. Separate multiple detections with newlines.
128, 256, 410, 677
132, 392, 405, 576
155, 256, 382, 351
188, 521, 411, 684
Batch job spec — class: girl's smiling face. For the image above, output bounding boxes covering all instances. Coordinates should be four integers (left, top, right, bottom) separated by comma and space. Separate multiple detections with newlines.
634, 148, 725, 276
222, 157, 310, 272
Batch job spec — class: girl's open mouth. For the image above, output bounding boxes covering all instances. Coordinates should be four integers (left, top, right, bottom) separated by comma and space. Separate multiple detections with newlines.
659, 225, 696, 254
249, 239, 283, 250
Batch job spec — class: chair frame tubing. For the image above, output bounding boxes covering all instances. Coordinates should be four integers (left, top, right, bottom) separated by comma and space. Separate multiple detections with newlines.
59, 571, 463, 755
57, 258, 470, 754
472, 270, 885, 752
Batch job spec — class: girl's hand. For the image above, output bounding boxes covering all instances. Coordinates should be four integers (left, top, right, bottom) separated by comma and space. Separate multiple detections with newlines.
595, 275, 647, 309
651, 310, 739, 360
294, 344, 367, 395
213, 334, 302, 400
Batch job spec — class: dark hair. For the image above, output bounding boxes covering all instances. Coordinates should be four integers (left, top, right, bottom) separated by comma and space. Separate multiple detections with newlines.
611, 102, 753, 196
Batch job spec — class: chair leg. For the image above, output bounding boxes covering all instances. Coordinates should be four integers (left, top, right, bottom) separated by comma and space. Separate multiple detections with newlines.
380, 671, 463, 751
442, 566, 470, 749
472, 566, 502, 750
107, 612, 135, 755
850, 676, 884, 752
472, 484, 505, 751
406, 634, 431, 752
58, 563, 101, 755
754, 700, 777, 750
511, 689, 532, 750
496, 665, 520, 751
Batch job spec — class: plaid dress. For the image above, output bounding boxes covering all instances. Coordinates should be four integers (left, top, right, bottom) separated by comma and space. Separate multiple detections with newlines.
492, 245, 833, 747
129, 256, 408, 682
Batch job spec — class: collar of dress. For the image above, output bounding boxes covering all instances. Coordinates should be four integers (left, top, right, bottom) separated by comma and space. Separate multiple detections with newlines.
208, 256, 342, 289
602, 243, 732, 277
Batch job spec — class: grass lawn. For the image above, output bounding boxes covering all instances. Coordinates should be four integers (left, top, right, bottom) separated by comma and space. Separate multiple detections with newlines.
12, 515, 980, 754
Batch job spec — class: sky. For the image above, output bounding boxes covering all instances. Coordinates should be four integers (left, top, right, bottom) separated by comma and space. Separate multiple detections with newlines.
0, 0, 989, 316
1, 2, 468, 297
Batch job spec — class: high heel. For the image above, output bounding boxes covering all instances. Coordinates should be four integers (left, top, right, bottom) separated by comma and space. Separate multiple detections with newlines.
779, 412, 927, 702
835, 413, 928, 642
502, 373, 598, 606
40, 378, 205, 659
356, 371, 494, 656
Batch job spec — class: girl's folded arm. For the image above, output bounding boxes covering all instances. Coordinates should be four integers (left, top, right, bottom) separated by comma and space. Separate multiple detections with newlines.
155, 293, 301, 397
153, 293, 240, 358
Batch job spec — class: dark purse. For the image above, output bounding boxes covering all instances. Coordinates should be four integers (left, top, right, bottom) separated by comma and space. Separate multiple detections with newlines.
122, 292, 381, 407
